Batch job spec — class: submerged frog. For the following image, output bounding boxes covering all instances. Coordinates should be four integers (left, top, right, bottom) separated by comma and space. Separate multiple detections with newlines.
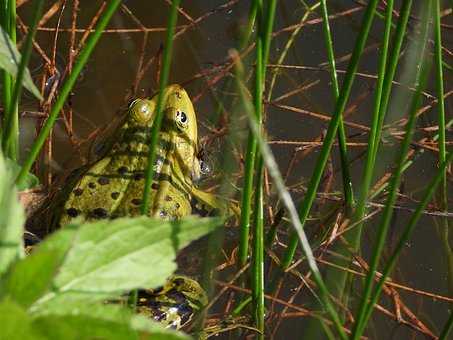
29, 84, 236, 330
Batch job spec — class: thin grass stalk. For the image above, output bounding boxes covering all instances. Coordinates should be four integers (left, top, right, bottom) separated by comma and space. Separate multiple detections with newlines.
351, 4, 432, 337
233, 51, 347, 339
371, 0, 414, 165
238, 0, 263, 267
15, 0, 122, 187
439, 309, 453, 340
2, 0, 44, 161
319, 0, 354, 212
433, 0, 452, 293
352, 0, 395, 250
140, 0, 180, 214
251, 156, 264, 336
281, 0, 380, 269
266, 2, 320, 101
359, 150, 453, 338
1, 0, 14, 158
302, 5, 367, 333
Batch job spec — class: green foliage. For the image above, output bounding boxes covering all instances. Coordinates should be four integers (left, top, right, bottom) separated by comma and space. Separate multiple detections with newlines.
0, 25, 42, 100
0, 150, 220, 339
0, 151, 25, 276
4, 157, 39, 190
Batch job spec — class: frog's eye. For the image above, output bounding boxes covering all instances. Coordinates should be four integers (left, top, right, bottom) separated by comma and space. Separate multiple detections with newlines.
128, 99, 154, 123
175, 109, 188, 129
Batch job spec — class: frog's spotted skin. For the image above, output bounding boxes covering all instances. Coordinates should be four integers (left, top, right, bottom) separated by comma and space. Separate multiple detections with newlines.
137, 275, 208, 329
60, 85, 200, 225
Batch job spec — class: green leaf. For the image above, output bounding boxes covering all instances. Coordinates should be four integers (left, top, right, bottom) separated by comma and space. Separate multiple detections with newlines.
0, 228, 77, 307
54, 216, 220, 293
31, 216, 220, 310
0, 152, 25, 275
0, 27, 43, 100
32, 304, 189, 340
0, 298, 45, 340
5, 157, 39, 190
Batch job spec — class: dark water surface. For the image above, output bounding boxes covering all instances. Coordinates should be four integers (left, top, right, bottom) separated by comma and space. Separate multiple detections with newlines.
18, 1, 453, 339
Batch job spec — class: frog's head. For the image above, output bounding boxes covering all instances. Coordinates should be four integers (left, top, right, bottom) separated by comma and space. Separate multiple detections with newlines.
160, 85, 199, 179
161, 84, 198, 145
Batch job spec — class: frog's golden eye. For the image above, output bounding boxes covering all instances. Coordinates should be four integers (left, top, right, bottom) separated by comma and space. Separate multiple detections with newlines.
128, 99, 154, 123
175, 109, 188, 129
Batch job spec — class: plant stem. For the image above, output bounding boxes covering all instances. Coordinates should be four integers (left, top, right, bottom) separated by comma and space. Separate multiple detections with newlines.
351, 3, 432, 337
282, 0, 380, 269
140, 0, 180, 214
3, 0, 45, 161
16, 0, 122, 187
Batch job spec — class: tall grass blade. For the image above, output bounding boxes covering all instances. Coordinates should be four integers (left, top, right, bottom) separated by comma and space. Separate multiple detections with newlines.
319, 0, 354, 211
282, 0, 380, 269
351, 2, 433, 337
233, 50, 347, 340
2, 0, 45, 161
15, 0, 122, 188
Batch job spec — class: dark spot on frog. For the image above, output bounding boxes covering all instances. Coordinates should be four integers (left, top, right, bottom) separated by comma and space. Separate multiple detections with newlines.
173, 278, 184, 286
111, 192, 120, 200
73, 188, 83, 196
131, 198, 142, 206
98, 177, 110, 185
175, 202, 180, 209
133, 172, 144, 181
165, 195, 172, 201
117, 166, 128, 175
151, 182, 159, 190
175, 91, 182, 99
92, 208, 108, 219
88, 182, 96, 189
66, 208, 79, 217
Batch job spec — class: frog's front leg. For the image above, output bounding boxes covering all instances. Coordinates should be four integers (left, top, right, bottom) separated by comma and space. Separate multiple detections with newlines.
190, 187, 240, 218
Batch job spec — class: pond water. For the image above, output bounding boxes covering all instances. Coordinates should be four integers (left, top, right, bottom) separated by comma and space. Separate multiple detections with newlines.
17, 0, 453, 339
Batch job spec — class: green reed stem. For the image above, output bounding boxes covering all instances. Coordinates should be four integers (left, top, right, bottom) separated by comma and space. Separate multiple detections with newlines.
281, 0, 380, 269
319, 0, 354, 212
3, 0, 44, 161
351, 3, 432, 337
360, 151, 453, 339
433, 0, 452, 294
439, 309, 453, 340
140, 0, 180, 215
238, 0, 263, 267
238, 0, 275, 268
15, 0, 121, 188
1, 0, 15, 159
233, 53, 347, 339
351, 0, 396, 252
252, 156, 264, 335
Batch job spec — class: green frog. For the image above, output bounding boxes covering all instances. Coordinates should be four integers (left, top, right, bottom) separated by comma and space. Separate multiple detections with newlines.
32, 84, 236, 331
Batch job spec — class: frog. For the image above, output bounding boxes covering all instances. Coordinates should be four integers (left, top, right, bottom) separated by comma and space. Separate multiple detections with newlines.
136, 275, 208, 329
30, 84, 237, 331
56, 84, 235, 227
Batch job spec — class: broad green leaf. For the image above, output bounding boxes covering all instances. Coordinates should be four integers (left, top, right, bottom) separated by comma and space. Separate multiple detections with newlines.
32, 304, 188, 340
54, 216, 220, 293
32, 216, 220, 309
5, 157, 39, 190
0, 298, 45, 340
0, 27, 42, 100
0, 228, 77, 307
0, 152, 25, 275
